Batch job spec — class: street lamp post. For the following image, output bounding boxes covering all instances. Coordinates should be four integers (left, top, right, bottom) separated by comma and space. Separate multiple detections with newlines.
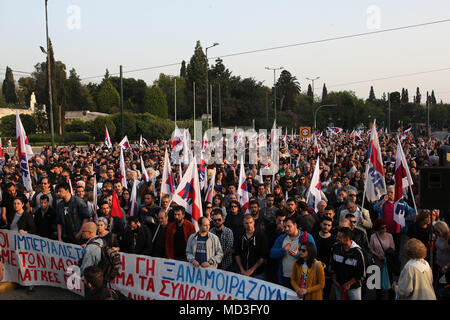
43, 0, 55, 153
306, 76, 320, 102
265, 66, 283, 123
206, 42, 219, 129
314, 104, 337, 133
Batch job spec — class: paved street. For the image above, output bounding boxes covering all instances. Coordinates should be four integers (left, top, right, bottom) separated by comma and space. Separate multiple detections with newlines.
0, 285, 82, 300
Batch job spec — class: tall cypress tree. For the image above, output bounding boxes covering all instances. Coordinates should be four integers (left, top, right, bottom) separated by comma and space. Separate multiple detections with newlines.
2, 66, 18, 103
368, 86, 376, 102
186, 41, 207, 114
180, 60, 187, 78
415, 87, 421, 104
307, 84, 313, 99
321, 83, 328, 102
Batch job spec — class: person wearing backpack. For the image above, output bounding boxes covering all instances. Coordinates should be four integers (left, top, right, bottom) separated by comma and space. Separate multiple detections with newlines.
79, 222, 103, 275
270, 216, 316, 289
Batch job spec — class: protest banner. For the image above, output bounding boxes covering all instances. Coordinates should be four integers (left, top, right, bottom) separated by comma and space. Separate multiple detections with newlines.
0, 230, 298, 300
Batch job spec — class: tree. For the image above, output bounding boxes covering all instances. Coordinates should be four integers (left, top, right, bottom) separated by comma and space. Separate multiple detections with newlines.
430, 90, 437, 105
368, 86, 376, 102
97, 79, 120, 113
17, 77, 35, 106
142, 85, 168, 119
415, 87, 421, 104
400, 88, 409, 103
186, 41, 207, 115
389, 92, 401, 105
321, 83, 328, 102
2, 66, 17, 104
275, 70, 300, 111
180, 60, 187, 78
66, 68, 92, 110
109, 77, 147, 113
0, 114, 35, 136
155, 74, 187, 120
307, 84, 313, 100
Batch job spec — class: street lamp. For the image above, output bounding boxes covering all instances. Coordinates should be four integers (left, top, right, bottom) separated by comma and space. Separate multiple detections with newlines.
206, 42, 219, 129
314, 104, 337, 133
42, 0, 55, 154
306, 76, 320, 102
265, 66, 283, 122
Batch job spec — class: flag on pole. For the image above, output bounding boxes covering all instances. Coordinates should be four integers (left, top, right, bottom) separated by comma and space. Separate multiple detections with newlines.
171, 157, 203, 231
202, 131, 209, 152
119, 146, 127, 187
307, 156, 322, 213
16, 111, 32, 193
198, 153, 207, 191
400, 127, 412, 141
161, 149, 176, 199
205, 168, 216, 204
119, 135, 131, 152
129, 179, 138, 217
313, 132, 320, 155
105, 125, 113, 148
237, 158, 251, 214
140, 156, 150, 183
93, 175, 98, 222
353, 131, 362, 144
110, 191, 124, 219
393, 137, 414, 227
327, 127, 343, 135
364, 120, 386, 202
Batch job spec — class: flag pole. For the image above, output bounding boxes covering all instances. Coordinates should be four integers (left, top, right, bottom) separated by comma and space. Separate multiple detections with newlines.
409, 183, 418, 216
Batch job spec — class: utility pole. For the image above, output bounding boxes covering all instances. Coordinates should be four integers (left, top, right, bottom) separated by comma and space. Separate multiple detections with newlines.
44, 0, 55, 153
219, 83, 222, 130
388, 91, 391, 133
265, 66, 283, 123
120, 65, 124, 138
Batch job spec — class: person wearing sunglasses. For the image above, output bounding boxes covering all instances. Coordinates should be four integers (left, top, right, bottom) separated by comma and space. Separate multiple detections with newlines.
210, 209, 234, 271
291, 242, 325, 300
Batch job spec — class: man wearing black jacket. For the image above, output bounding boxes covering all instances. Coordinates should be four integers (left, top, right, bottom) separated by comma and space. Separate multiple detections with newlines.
234, 215, 268, 280
330, 227, 366, 300
34, 195, 57, 239
120, 216, 153, 256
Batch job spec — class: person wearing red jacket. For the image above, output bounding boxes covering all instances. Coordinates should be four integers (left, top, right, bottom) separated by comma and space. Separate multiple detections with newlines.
165, 206, 196, 261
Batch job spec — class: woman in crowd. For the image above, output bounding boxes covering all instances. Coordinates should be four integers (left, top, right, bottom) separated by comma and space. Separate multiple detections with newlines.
433, 221, 449, 292
291, 241, 325, 300
213, 194, 227, 219
97, 217, 120, 251
120, 188, 131, 216
394, 238, 436, 300
369, 218, 396, 300
9, 197, 35, 234
407, 210, 433, 261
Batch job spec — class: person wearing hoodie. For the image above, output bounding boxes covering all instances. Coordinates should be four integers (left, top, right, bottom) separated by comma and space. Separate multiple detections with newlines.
330, 227, 366, 300
270, 216, 316, 289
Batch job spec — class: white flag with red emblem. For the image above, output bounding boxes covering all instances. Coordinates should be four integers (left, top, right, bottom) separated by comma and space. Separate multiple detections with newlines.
16, 111, 32, 193
140, 156, 149, 183
119, 146, 127, 187
237, 158, 251, 214
119, 135, 131, 152
160, 149, 176, 199
105, 125, 112, 149
171, 157, 203, 231
394, 137, 414, 227
205, 168, 216, 204
307, 156, 322, 213
129, 179, 138, 217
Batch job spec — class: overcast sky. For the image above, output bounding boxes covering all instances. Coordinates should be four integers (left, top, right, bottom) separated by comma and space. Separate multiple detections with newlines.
2, 0, 450, 102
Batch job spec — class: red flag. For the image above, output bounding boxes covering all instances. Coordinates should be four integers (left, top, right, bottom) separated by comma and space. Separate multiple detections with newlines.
110, 191, 123, 219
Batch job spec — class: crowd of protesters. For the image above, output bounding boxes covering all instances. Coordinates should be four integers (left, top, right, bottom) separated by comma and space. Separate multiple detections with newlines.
0, 129, 449, 300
